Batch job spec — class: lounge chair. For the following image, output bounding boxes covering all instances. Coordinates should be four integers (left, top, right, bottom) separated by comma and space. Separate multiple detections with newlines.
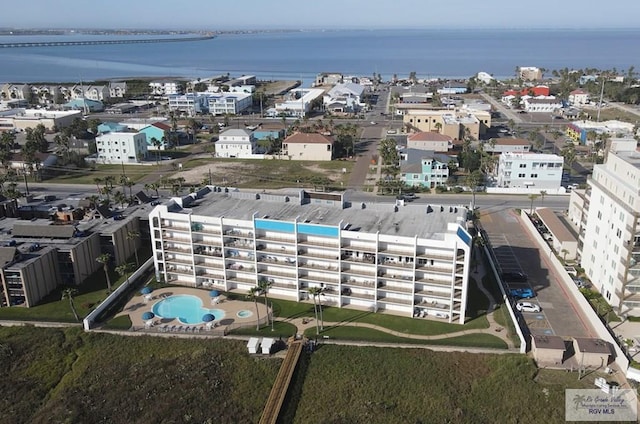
170, 325, 177, 332
161, 325, 168, 332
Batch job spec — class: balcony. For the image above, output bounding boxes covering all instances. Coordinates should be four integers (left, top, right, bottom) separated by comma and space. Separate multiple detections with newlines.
342, 278, 376, 289
166, 266, 193, 276
298, 262, 338, 272
162, 234, 192, 244
191, 226, 221, 236
378, 246, 414, 256
257, 245, 296, 255
162, 245, 192, 254
415, 289, 451, 300
377, 283, 413, 293
193, 246, 223, 257
415, 264, 453, 275
258, 269, 298, 280
341, 289, 375, 301
341, 243, 377, 253
378, 259, 414, 270
162, 224, 190, 233
377, 296, 412, 305
256, 234, 297, 244
298, 239, 339, 248
299, 273, 340, 284
257, 255, 297, 267
342, 267, 376, 277
192, 237, 222, 247
298, 250, 339, 260
378, 272, 413, 283
416, 251, 452, 260
341, 254, 376, 264
270, 281, 298, 290
164, 256, 192, 265
226, 275, 257, 285
415, 276, 452, 287
223, 229, 254, 239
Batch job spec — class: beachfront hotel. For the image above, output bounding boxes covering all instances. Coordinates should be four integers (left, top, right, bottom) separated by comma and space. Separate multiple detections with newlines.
149, 188, 473, 324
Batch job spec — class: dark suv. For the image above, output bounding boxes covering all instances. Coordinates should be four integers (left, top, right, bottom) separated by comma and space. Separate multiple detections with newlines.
501, 271, 528, 282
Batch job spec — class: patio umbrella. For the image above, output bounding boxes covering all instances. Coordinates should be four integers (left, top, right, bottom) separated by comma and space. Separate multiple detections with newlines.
209, 290, 220, 298
140, 287, 153, 295
142, 311, 155, 321
202, 313, 215, 322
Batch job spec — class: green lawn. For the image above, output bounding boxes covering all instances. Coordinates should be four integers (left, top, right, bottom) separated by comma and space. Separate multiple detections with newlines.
268, 277, 490, 337
302, 326, 508, 349
228, 321, 298, 338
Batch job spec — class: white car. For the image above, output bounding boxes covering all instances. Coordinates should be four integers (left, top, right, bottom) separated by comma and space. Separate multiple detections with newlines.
516, 301, 541, 313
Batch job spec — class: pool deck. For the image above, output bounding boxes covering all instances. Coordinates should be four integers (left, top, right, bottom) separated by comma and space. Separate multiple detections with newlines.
120, 286, 269, 333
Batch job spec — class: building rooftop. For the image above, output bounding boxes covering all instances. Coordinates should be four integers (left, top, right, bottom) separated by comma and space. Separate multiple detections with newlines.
493, 138, 530, 146
501, 152, 563, 161
284, 132, 334, 144
573, 338, 612, 355
535, 207, 577, 243
532, 334, 566, 350
408, 131, 452, 142
615, 150, 640, 170
163, 188, 468, 240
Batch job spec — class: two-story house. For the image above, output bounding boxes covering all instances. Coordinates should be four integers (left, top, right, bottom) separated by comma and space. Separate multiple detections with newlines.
400, 149, 450, 188
215, 129, 256, 158
281, 132, 334, 161
495, 152, 563, 189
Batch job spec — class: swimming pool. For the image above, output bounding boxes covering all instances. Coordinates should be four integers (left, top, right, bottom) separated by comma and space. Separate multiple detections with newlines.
152, 295, 225, 324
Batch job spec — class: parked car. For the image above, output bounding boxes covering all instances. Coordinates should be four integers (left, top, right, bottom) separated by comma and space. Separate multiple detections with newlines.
509, 287, 535, 299
501, 271, 528, 283
516, 301, 541, 313
573, 277, 589, 289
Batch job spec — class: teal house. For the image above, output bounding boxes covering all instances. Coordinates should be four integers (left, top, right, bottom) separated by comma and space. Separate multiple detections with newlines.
64, 98, 103, 112
252, 123, 286, 141
97, 122, 127, 134
400, 149, 450, 188
139, 122, 172, 150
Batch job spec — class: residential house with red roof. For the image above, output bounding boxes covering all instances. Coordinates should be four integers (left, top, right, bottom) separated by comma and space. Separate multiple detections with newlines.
407, 131, 453, 152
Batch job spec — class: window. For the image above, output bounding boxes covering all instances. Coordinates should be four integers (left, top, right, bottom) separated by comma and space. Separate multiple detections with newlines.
519, 163, 526, 168
530, 174, 538, 178
518, 173, 525, 178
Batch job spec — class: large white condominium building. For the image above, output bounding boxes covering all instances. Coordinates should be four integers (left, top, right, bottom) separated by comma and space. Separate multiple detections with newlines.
570, 148, 640, 316
149, 189, 473, 323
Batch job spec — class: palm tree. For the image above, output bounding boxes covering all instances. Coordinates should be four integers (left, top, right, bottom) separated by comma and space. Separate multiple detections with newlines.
115, 262, 134, 287
61, 287, 80, 322
257, 278, 273, 326
528, 193, 540, 214
308, 286, 324, 334
539, 190, 547, 207
148, 182, 160, 198
126, 230, 140, 267
96, 253, 113, 293
247, 287, 262, 330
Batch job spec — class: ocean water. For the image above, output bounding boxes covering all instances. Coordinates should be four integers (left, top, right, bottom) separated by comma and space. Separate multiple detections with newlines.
0, 29, 638, 86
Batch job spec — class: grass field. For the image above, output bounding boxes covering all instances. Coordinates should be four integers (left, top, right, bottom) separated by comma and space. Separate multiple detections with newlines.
287, 346, 601, 424
0, 327, 615, 423
44, 164, 150, 185
0, 326, 279, 424
174, 157, 354, 189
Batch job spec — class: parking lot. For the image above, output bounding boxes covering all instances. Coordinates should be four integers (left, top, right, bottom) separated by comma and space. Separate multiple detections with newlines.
480, 207, 593, 339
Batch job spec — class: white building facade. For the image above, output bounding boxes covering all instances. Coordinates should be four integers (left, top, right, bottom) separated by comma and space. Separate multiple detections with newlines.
149, 189, 472, 324
168, 94, 208, 114
495, 153, 564, 189
574, 149, 640, 316
96, 132, 148, 164
215, 129, 256, 158
207, 92, 252, 115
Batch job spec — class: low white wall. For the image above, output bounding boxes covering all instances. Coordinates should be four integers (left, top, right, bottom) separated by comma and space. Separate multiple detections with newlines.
520, 210, 630, 372
83, 257, 154, 331
487, 187, 569, 195
481, 243, 527, 353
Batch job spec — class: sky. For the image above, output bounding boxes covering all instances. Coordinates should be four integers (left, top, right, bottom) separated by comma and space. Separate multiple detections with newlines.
3, 0, 640, 30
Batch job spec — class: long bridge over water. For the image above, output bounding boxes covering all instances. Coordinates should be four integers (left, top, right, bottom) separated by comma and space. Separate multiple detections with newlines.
0, 35, 215, 48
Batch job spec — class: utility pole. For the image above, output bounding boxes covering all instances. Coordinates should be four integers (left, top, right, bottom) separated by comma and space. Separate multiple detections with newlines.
597, 75, 606, 122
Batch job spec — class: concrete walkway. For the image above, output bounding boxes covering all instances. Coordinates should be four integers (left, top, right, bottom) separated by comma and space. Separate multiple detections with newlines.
276, 249, 516, 350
